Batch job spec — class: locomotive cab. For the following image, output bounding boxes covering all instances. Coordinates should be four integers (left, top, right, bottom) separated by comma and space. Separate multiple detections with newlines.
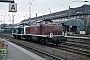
12, 23, 28, 39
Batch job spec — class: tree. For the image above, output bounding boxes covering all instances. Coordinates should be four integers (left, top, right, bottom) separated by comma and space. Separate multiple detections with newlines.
85, 20, 90, 34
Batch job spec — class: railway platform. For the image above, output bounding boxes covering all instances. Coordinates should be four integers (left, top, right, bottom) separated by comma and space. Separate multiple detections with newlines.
0, 41, 45, 60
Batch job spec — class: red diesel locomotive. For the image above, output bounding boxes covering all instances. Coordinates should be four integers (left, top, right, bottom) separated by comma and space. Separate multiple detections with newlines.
13, 19, 67, 46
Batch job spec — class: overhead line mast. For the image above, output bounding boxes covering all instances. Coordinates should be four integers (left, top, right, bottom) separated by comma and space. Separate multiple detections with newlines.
28, 0, 35, 25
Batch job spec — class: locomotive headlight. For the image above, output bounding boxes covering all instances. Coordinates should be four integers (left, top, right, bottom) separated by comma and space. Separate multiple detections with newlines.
50, 33, 53, 38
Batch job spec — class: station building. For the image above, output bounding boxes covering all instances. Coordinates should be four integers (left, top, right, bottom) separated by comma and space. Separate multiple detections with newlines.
20, 4, 90, 34
1, 4, 90, 34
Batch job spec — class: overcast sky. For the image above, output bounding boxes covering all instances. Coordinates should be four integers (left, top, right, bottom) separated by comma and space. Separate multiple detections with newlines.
0, 0, 90, 24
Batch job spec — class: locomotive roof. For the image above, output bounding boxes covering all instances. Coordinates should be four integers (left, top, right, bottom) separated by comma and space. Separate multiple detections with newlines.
14, 25, 24, 28
43, 19, 53, 22
18, 23, 28, 26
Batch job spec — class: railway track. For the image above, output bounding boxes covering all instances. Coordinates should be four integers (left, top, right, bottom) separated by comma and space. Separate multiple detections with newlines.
58, 44, 90, 56
47, 41, 90, 57
0, 34, 90, 60
9, 39, 63, 60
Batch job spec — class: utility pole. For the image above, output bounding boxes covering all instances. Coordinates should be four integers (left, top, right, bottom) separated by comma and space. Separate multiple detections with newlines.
68, 6, 71, 32
8, 14, 11, 23
12, 13, 14, 25
0, 15, 3, 24
0, 15, 7, 24
36, 13, 37, 17
68, 6, 71, 19
12, 13, 18, 33
48, 8, 51, 14
4, 15, 6, 24
12, 13, 14, 33
28, 0, 35, 25
0, 20, 2, 24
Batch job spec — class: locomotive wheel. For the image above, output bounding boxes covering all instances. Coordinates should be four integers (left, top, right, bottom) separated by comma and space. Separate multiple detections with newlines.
56, 40, 59, 46
39, 38, 46, 45
13, 35, 15, 39
19, 36, 21, 39
27, 36, 31, 41
40, 39, 44, 45
44, 39, 48, 45
15, 36, 18, 39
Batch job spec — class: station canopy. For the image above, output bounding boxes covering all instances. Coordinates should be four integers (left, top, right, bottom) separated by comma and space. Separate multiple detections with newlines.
0, 0, 14, 3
